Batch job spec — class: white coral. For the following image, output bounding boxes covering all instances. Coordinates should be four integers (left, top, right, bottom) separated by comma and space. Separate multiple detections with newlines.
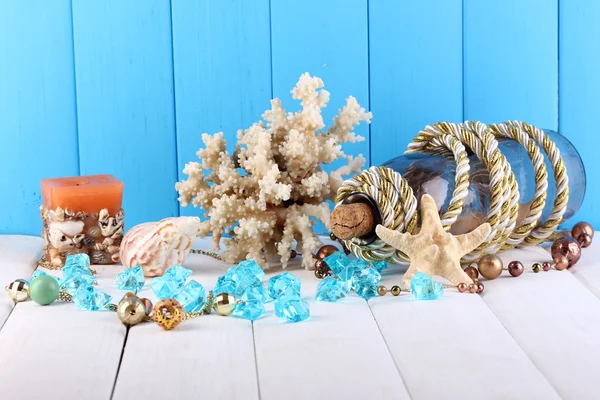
176, 73, 371, 269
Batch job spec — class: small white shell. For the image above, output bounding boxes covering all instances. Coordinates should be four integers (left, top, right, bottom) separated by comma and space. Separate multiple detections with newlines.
120, 217, 202, 277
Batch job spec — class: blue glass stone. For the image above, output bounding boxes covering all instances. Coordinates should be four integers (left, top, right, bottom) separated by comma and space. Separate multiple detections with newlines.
326, 252, 362, 282
73, 285, 112, 311
235, 259, 265, 280
150, 276, 182, 299
410, 272, 444, 300
64, 253, 91, 269
352, 266, 381, 300
115, 266, 145, 293
232, 286, 264, 321
275, 296, 310, 322
315, 276, 350, 302
373, 261, 388, 273
213, 275, 237, 296
268, 272, 301, 299
174, 280, 206, 313
62, 264, 93, 279
163, 265, 192, 286
62, 270, 96, 295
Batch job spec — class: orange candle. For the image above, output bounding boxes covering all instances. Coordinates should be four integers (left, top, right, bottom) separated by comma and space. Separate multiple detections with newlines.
41, 174, 123, 215
40, 174, 125, 267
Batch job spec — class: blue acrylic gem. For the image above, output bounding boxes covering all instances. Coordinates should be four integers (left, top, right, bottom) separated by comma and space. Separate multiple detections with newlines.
115, 266, 145, 293
325, 252, 362, 282
174, 280, 206, 313
233, 284, 265, 320
315, 276, 350, 302
352, 266, 381, 300
213, 275, 237, 296
268, 272, 301, 299
62, 270, 96, 295
73, 285, 112, 311
410, 272, 444, 300
373, 261, 388, 273
163, 265, 192, 286
235, 259, 265, 280
64, 253, 91, 269
275, 297, 310, 322
62, 264, 93, 279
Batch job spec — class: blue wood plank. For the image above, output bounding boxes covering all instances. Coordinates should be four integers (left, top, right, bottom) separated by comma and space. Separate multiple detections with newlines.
72, 0, 178, 229
171, 0, 272, 217
0, 0, 79, 235
270, 0, 370, 166
463, 0, 558, 129
559, 0, 600, 226
369, 0, 463, 166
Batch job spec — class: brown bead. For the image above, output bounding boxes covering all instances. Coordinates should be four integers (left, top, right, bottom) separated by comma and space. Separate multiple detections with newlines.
140, 298, 153, 316
532, 263, 542, 273
464, 266, 479, 280
476, 281, 484, 294
290, 250, 297, 259
542, 262, 552, 272
329, 233, 337, 241
457, 283, 467, 293
468, 283, 478, 293
553, 255, 569, 270
314, 269, 325, 279
477, 255, 503, 280
572, 222, 594, 242
153, 299, 183, 330
316, 245, 339, 260
578, 233, 593, 248
551, 236, 581, 268
508, 261, 524, 277
391, 285, 401, 296
377, 286, 387, 296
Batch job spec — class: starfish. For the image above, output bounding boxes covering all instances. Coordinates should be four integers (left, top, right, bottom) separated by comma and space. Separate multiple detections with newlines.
376, 194, 491, 288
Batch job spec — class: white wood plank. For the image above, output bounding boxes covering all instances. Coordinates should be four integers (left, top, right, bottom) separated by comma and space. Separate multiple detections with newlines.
370, 263, 560, 400
112, 240, 259, 400
483, 245, 600, 399
0, 237, 127, 400
254, 267, 410, 400
0, 235, 43, 327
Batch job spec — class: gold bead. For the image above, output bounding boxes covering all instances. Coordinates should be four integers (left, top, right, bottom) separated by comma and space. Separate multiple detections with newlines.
153, 299, 183, 330
391, 285, 401, 296
532, 263, 542, 273
377, 285, 387, 296
314, 269, 325, 279
477, 254, 503, 280
468, 284, 478, 293
117, 296, 146, 326
5, 279, 29, 302
213, 293, 237, 316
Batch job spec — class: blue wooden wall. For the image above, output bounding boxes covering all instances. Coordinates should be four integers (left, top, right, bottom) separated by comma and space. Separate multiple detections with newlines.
1, 0, 598, 236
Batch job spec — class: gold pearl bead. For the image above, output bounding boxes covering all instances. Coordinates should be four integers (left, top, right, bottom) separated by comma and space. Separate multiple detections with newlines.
391, 285, 401, 296
377, 286, 387, 296
117, 296, 146, 326
153, 299, 183, 330
532, 263, 542, 273
468, 284, 478, 293
314, 269, 325, 279
477, 254, 503, 280
213, 293, 237, 316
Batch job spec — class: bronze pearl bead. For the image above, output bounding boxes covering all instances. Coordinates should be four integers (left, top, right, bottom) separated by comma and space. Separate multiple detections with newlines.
377, 286, 388, 296
578, 233, 593, 248
508, 261, 524, 277
551, 236, 581, 268
553, 255, 569, 270
572, 222, 594, 242
316, 245, 339, 260
391, 285, 401, 296
542, 262, 552, 272
476, 281, 484, 294
477, 255, 503, 280
457, 283, 467, 293
468, 283, 478, 293
140, 298, 153, 316
290, 249, 298, 259
464, 266, 479, 280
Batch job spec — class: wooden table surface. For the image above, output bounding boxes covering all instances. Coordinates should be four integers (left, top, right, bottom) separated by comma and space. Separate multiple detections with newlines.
1, 235, 600, 400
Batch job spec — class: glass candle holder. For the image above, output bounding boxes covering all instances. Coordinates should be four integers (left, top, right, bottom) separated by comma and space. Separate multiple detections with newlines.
40, 174, 124, 267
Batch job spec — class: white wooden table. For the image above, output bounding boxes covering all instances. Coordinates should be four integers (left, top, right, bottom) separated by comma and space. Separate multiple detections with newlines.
1, 235, 600, 400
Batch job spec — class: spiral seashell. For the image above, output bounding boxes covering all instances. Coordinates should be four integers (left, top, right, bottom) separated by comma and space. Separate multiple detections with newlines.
120, 217, 202, 277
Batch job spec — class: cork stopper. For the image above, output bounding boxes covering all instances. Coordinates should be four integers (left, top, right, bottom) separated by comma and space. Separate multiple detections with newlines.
331, 202, 376, 240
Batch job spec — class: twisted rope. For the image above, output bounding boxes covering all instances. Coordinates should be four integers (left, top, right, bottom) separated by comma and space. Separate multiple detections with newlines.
337, 120, 569, 264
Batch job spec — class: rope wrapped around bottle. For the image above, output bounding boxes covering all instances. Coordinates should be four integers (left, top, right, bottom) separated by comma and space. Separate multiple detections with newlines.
335, 120, 569, 264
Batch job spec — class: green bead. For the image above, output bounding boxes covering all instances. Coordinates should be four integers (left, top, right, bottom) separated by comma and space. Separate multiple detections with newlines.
29, 275, 60, 305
